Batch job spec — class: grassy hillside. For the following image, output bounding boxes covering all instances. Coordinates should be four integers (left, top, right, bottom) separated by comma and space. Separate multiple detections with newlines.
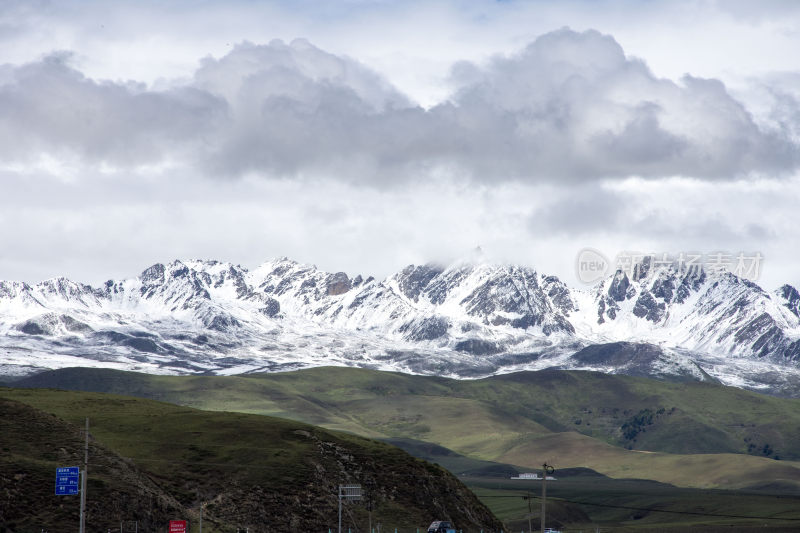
14, 366, 800, 489
0, 397, 187, 532
0, 387, 502, 533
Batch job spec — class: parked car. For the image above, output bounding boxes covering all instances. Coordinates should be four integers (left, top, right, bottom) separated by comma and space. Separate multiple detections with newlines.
427, 520, 456, 533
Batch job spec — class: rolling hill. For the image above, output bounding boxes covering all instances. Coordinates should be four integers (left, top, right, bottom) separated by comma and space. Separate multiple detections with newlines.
0, 387, 502, 532
14, 366, 800, 490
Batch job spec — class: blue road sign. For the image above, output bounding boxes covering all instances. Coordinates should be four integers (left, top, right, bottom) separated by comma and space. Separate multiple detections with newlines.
55, 466, 80, 495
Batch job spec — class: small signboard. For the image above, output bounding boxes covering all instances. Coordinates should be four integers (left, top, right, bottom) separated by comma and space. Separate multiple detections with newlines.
169, 520, 187, 533
55, 466, 80, 495
340, 484, 362, 501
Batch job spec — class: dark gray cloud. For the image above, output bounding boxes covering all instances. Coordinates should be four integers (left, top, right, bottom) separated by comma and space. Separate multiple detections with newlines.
0, 30, 797, 183
0, 52, 227, 166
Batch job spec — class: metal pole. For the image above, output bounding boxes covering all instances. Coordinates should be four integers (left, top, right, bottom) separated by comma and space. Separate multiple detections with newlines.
338, 486, 342, 533
527, 491, 532, 533
79, 418, 88, 533
540, 464, 546, 533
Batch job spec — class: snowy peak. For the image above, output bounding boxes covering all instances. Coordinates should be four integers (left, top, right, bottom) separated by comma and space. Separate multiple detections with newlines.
32, 277, 99, 306
390, 262, 575, 335
0, 280, 42, 311
596, 265, 708, 325
1, 255, 799, 395
394, 263, 444, 303
586, 257, 800, 363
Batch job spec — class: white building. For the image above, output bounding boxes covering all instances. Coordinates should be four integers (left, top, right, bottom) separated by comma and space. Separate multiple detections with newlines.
510, 473, 556, 480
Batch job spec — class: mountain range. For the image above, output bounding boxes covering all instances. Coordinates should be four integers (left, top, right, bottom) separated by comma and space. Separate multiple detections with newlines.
1, 256, 799, 395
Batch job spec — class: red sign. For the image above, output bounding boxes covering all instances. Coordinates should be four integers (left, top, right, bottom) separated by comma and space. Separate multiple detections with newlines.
169, 520, 187, 533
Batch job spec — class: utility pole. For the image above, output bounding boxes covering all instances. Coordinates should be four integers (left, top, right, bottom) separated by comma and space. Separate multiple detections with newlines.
540, 463, 554, 533
527, 491, 532, 533
368, 496, 372, 533
80, 418, 89, 533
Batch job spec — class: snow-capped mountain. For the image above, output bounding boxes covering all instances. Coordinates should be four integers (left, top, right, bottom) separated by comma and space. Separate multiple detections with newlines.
576, 257, 800, 362
2, 257, 799, 395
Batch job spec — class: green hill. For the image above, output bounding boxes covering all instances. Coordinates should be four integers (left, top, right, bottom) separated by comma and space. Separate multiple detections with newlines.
0, 397, 186, 532
0, 387, 502, 533
13, 366, 800, 489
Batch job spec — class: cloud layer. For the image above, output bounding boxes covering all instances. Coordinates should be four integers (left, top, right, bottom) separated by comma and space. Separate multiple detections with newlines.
2, 20, 800, 292
1, 29, 797, 184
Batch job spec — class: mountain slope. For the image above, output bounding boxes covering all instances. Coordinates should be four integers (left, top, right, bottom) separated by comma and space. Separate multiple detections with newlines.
0, 396, 186, 532
0, 386, 502, 532
1, 256, 799, 395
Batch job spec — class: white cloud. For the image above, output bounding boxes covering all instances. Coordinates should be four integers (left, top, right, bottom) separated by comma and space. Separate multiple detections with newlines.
1, 30, 796, 183
1, 2, 799, 292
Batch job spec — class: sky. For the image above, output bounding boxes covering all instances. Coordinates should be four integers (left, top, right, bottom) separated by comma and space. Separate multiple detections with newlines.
1, 0, 799, 290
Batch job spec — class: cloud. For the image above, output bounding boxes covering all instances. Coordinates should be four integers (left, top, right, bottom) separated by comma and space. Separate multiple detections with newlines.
0, 52, 227, 167
528, 174, 786, 249
716, 0, 800, 22
0, 29, 797, 184
192, 39, 421, 180
444, 29, 798, 181
530, 184, 625, 236
2, 5, 800, 294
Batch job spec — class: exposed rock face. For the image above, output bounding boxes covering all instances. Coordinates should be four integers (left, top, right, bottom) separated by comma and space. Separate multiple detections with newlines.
16, 313, 93, 336
632, 292, 666, 323
140, 262, 166, 286
675, 270, 706, 303
399, 315, 450, 341
396, 264, 444, 302
651, 274, 675, 302
326, 272, 352, 296
18, 319, 48, 335
570, 342, 703, 380
607, 271, 631, 302
259, 298, 281, 317
542, 275, 576, 314
779, 285, 800, 318
455, 338, 502, 355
